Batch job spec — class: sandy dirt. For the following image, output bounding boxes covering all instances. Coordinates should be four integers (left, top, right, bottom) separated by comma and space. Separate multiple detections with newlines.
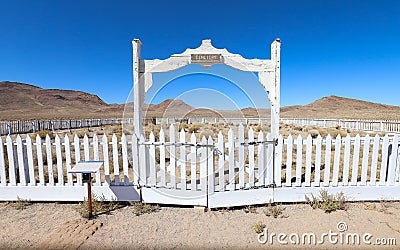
1, 201, 400, 249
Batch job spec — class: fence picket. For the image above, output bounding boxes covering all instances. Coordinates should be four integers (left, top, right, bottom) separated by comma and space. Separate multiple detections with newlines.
16, 135, 26, 185
93, 134, 101, 185
275, 135, 283, 187
360, 135, 370, 185
217, 131, 225, 191
131, 133, 139, 185
386, 135, 399, 185
295, 135, 302, 187
314, 135, 322, 186
55, 135, 64, 186
190, 132, 196, 191
370, 135, 380, 185
159, 129, 166, 187
0, 137, 6, 185
323, 134, 332, 186
149, 132, 156, 187
102, 134, 110, 184
286, 135, 293, 187
248, 129, 255, 187
342, 135, 351, 186
5, 136, 16, 185
208, 136, 215, 194
379, 135, 389, 185
64, 135, 73, 185
45, 135, 54, 186
169, 124, 176, 188
179, 129, 186, 190
332, 134, 341, 186
304, 135, 312, 186
257, 131, 265, 187
112, 134, 120, 184
121, 133, 129, 185
83, 134, 90, 161
25, 135, 35, 186
200, 136, 207, 191
350, 134, 361, 186
229, 129, 236, 190
74, 135, 82, 185
266, 133, 274, 185
238, 124, 245, 188
36, 135, 44, 185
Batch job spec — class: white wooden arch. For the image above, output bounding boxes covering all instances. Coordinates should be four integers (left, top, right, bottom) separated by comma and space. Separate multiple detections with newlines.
132, 39, 280, 139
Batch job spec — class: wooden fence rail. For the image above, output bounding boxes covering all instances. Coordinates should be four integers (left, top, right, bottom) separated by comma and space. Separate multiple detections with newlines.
1, 124, 400, 205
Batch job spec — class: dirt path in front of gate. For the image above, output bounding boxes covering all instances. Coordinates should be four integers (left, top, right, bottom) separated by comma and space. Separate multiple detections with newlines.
1, 201, 400, 249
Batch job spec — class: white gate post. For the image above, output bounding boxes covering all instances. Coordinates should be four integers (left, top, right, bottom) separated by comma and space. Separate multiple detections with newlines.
270, 39, 281, 140
133, 39, 144, 139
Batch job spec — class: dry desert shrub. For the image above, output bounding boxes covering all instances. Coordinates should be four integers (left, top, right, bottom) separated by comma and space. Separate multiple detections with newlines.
11, 196, 32, 210
187, 125, 200, 133
75, 194, 119, 218
243, 205, 257, 214
264, 203, 286, 218
308, 129, 319, 138
305, 189, 347, 213
253, 221, 266, 234
131, 202, 160, 216
33, 130, 55, 140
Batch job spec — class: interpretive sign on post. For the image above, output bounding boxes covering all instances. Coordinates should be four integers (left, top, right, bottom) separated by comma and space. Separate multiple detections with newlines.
69, 161, 103, 218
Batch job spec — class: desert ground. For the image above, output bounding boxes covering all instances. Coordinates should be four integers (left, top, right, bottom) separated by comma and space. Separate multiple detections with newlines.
1, 200, 400, 249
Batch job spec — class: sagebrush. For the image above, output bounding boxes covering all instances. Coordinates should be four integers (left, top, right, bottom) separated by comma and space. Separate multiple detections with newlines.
305, 189, 347, 213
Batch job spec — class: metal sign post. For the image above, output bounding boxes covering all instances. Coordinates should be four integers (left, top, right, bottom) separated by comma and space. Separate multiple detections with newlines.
69, 161, 104, 218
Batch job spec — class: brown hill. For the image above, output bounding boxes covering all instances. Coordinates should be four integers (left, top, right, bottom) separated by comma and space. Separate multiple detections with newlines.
0, 81, 106, 109
145, 99, 193, 115
0, 81, 123, 120
281, 96, 400, 119
2, 81, 400, 120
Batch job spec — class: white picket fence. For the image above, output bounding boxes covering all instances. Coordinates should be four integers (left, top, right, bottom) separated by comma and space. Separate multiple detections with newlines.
281, 118, 400, 133
0, 118, 130, 135
1, 124, 400, 207
4, 117, 400, 135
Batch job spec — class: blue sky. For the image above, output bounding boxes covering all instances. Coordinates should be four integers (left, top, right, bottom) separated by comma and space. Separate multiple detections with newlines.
1, 0, 400, 109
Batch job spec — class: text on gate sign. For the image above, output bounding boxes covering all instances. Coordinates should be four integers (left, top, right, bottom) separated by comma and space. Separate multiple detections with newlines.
191, 54, 223, 65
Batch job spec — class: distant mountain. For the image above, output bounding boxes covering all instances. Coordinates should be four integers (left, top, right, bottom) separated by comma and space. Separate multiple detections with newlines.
0, 81, 106, 109
281, 96, 400, 119
146, 99, 192, 113
0, 81, 121, 120
1, 81, 400, 120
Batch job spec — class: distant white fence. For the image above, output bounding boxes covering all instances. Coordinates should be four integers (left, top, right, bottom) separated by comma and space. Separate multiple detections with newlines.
1, 124, 400, 207
281, 118, 400, 133
0, 117, 268, 135
3, 117, 400, 135
0, 118, 133, 135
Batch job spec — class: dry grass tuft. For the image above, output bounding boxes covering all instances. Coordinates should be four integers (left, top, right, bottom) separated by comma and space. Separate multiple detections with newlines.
264, 203, 286, 218
253, 221, 266, 234
131, 202, 160, 216
75, 194, 119, 218
11, 196, 32, 210
305, 189, 347, 213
